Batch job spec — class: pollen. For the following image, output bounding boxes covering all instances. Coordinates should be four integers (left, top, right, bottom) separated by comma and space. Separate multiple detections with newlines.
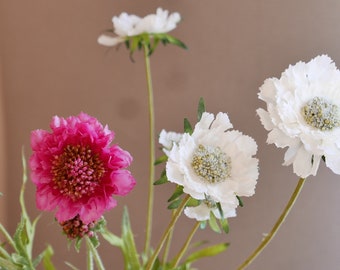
302, 97, 340, 131
51, 144, 105, 201
191, 144, 231, 184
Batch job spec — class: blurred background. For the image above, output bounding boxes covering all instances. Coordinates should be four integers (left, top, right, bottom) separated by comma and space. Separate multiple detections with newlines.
1, 0, 340, 269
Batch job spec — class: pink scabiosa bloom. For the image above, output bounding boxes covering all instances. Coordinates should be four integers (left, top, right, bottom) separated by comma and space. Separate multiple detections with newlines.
30, 112, 136, 224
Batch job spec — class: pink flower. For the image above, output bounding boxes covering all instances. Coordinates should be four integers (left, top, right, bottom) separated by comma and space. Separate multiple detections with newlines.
30, 112, 136, 224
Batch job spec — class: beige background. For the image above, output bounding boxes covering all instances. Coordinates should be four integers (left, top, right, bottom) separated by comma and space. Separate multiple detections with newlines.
1, 0, 340, 269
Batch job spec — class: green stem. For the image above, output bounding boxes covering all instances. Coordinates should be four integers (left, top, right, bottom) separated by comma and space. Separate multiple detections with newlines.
145, 195, 191, 270
171, 221, 200, 268
162, 211, 175, 269
86, 237, 105, 270
237, 177, 306, 270
86, 241, 94, 270
143, 43, 156, 258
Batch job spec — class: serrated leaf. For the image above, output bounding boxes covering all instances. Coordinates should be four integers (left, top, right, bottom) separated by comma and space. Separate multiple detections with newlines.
167, 186, 184, 202
154, 155, 168, 165
184, 118, 193, 134
208, 211, 221, 233
185, 242, 229, 264
197, 98, 206, 121
168, 198, 182, 210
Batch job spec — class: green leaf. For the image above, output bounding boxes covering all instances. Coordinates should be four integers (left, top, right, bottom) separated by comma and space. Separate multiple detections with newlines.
101, 229, 123, 247
185, 242, 229, 264
121, 207, 141, 269
41, 245, 56, 270
65, 262, 80, 270
154, 155, 168, 165
167, 198, 182, 210
184, 118, 193, 134
197, 98, 206, 121
220, 218, 229, 234
208, 211, 221, 233
162, 34, 188, 50
167, 186, 184, 202
0, 257, 18, 270
185, 198, 201, 207
236, 195, 244, 207
89, 236, 99, 249
154, 170, 168, 185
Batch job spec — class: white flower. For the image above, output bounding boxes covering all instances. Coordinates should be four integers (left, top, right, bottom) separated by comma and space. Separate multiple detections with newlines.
159, 129, 183, 155
165, 112, 259, 221
98, 8, 181, 47
257, 55, 340, 178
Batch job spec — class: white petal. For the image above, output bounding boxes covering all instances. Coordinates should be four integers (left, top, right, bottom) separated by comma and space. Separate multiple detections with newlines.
325, 153, 340, 175
257, 108, 274, 130
97, 35, 123, 46
292, 146, 317, 177
211, 112, 233, 131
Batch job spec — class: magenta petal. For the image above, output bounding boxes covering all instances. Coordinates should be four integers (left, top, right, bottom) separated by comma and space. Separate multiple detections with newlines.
108, 146, 133, 168
79, 197, 117, 224
55, 201, 81, 222
30, 112, 136, 223
110, 170, 136, 196
36, 185, 61, 211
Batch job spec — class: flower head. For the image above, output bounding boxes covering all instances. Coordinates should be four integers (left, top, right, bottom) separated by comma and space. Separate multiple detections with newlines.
160, 112, 259, 221
98, 7, 186, 55
257, 55, 340, 178
30, 112, 136, 224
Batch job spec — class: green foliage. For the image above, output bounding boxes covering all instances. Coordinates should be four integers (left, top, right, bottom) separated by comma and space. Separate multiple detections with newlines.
101, 207, 141, 270
154, 170, 169, 185
0, 151, 56, 270
185, 242, 229, 264
197, 97, 206, 121
124, 33, 187, 57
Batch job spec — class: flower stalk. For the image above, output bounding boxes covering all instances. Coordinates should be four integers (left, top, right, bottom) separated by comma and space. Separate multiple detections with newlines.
143, 43, 156, 257
237, 177, 306, 270
171, 221, 200, 268
146, 195, 191, 270
86, 237, 105, 270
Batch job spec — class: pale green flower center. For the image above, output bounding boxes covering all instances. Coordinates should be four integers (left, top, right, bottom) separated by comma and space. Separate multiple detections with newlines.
203, 195, 217, 209
191, 144, 231, 183
302, 97, 340, 131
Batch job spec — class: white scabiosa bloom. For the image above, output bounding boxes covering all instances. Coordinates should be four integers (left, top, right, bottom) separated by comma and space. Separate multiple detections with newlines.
98, 8, 181, 47
165, 112, 259, 221
159, 129, 183, 156
257, 55, 340, 178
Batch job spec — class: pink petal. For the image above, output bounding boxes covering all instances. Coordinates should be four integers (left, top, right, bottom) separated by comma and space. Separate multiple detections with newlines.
110, 170, 136, 196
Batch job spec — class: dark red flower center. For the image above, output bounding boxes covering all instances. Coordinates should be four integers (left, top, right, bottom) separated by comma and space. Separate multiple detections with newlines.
60, 215, 95, 239
51, 144, 105, 201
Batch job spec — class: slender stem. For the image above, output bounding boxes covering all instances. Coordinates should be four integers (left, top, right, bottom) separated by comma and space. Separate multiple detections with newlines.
172, 221, 200, 268
143, 43, 156, 258
237, 177, 306, 270
86, 241, 94, 270
145, 195, 191, 270
162, 211, 175, 269
86, 237, 106, 270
